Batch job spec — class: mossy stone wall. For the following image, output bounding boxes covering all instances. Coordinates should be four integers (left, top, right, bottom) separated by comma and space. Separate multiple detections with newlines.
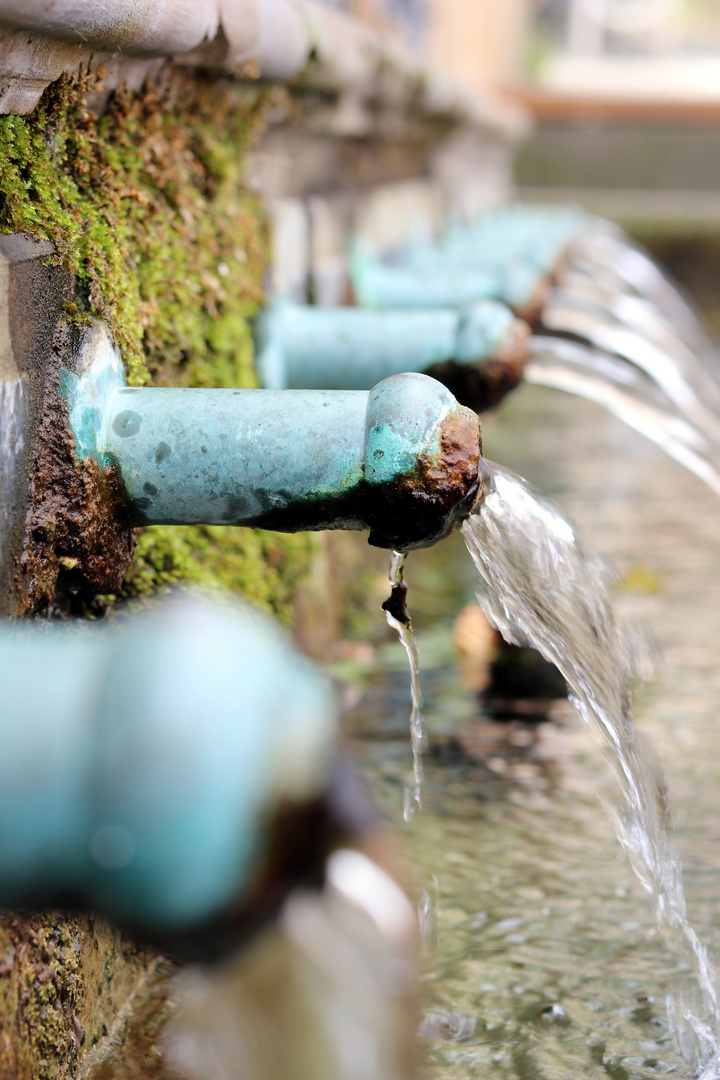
0, 64, 324, 1079
0, 66, 314, 621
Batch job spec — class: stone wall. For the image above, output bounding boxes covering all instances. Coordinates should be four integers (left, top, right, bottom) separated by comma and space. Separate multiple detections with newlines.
0, 7, 522, 1072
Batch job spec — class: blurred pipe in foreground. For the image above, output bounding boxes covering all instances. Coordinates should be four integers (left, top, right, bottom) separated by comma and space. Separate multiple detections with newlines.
0, 592, 419, 1077
0, 594, 357, 950
168, 846, 418, 1080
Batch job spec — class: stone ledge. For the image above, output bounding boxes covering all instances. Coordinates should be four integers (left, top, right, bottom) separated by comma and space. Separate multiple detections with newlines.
0, 0, 526, 144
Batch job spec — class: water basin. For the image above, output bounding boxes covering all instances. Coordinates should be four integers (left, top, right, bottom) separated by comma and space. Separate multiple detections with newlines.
344, 384, 720, 1080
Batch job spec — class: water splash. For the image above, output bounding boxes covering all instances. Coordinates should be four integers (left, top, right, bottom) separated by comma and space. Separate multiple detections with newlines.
462, 462, 720, 1077
382, 551, 426, 820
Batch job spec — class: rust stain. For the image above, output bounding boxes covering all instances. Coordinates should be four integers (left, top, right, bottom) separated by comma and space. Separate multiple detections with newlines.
419, 405, 483, 507
515, 276, 550, 325
366, 404, 483, 551
426, 320, 529, 414
16, 356, 136, 617
246, 405, 484, 551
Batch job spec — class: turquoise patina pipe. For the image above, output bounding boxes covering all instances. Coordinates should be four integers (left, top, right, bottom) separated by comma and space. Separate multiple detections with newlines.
406, 235, 569, 279
351, 246, 547, 321
0, 594, 341, 946
62, 323, 484, 551
444, 204, 591, 248
442, 206, 590, 260
255, 298, 528, 412
351, 207, 596, 320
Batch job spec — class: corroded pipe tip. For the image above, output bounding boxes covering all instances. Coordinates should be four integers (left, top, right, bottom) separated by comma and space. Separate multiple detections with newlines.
425, 319, 530, 415
361, 374, 483, 551
514, 275, 551, 325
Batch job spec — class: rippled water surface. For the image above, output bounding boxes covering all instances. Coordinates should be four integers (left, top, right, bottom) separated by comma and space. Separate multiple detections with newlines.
345, 385, 720, 1080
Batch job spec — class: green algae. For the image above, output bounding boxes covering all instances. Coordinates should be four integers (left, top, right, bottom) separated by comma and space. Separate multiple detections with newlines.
0, 62, 318, 1079
0, 907, 171, 1080
0, 913, 82, 1080
123, 525, 315, 625
0, 67, 314, 611
0, 66, 268, 388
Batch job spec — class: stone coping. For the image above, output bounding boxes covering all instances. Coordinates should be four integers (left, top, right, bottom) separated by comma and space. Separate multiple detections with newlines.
0, 0, 526, 139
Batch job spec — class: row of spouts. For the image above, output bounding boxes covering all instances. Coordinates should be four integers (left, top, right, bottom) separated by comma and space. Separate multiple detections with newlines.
7, 200, 716, 946
2, 203, 717, 1078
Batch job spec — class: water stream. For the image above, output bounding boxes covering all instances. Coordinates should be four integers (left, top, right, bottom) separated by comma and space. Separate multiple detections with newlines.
507, 237, 720, 1069
525, 337, 720, 499
538, 307, 720, 443
346, 386, 720, 1079
462, 463, 720, 1076
569, 234, 719, 374
381, 230, 720, 1074
523, 226, 720, 504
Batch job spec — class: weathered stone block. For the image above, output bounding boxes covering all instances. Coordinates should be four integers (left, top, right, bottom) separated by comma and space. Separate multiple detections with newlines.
0, 235, 73, 617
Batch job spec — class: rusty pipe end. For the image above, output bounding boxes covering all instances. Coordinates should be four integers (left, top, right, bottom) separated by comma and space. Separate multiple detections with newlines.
425, 319, 530, 415
362, 374, 483, 551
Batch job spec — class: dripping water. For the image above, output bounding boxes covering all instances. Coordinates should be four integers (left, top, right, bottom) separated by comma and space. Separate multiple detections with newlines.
382, 550, 427, 820
417, 875, 439, 953
462, 462, 720, 1077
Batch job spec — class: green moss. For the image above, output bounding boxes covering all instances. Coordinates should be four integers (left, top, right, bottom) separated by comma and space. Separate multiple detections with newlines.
0, 67, 270, 387
0, 67, 315, 612
3, 914, 83, 1080
123, 525, 315, 625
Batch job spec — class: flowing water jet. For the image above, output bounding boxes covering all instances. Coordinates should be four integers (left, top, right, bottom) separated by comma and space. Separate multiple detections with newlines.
540, 304, 720, 442
462, 461, 720, 1076
570, 233, 719, 371
524, 229, 720, 505
550, 278, 708, 372
525, 336, 720, 499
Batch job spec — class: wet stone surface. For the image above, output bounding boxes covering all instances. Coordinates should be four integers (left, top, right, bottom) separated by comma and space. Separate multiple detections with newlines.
344, 384, 720, 1080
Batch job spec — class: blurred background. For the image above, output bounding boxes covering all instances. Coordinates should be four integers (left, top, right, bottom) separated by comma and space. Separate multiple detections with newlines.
320, 0, 720, 331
